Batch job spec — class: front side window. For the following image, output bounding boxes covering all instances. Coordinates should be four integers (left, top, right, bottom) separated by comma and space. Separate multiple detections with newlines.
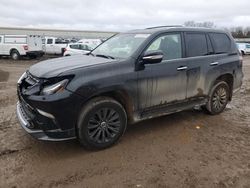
0, 37, 2, 43
146, 34, 182, 60
92, 33, 150, 59
185, 33, 208, 57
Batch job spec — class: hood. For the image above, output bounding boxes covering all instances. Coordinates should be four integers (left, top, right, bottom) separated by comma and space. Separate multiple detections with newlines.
29, 55, 116, 78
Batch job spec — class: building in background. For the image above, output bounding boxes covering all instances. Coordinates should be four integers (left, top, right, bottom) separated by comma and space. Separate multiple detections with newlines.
0, 27, 117, 39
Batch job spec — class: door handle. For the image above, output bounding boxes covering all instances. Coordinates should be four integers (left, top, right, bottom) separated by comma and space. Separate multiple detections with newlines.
210, 62, 219, 66
177, 66, 188, 71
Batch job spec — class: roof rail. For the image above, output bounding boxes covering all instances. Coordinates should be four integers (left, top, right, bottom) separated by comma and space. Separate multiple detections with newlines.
146, 25, 183, 29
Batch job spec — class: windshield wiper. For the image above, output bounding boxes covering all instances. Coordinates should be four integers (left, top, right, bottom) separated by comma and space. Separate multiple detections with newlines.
95, 54, 115, 59
86, 52, 95, 56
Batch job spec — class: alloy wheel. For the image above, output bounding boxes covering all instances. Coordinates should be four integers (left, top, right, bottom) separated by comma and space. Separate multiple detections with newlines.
212, 86, 227, 111
87, 108, 121, 144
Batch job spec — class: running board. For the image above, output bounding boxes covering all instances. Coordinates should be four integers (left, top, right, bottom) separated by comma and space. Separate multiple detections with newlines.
140, 98, 207, 119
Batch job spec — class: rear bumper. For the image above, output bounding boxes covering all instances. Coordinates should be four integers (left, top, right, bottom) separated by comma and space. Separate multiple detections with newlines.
16, 102, 76, 141
26, 51, 44, 57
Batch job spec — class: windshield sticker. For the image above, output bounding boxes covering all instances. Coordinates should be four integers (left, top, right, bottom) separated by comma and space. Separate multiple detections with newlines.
134, 34, 150, 38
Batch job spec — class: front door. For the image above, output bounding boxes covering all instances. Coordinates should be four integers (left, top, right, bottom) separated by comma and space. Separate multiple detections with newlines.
137, 33, 188, 112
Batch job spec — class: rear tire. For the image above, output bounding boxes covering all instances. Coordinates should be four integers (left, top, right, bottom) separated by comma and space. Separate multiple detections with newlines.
77, 97, 127, 150
10, 50, 20, 60
204, 81, 230, 115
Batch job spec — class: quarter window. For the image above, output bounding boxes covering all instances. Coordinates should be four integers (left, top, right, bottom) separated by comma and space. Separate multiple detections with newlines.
146, 34, 182, 60
185, 33, 208, 57
209, 33, 231, 54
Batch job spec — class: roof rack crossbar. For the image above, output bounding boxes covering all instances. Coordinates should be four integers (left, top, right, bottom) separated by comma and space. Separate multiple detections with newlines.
146, 25, 183, 29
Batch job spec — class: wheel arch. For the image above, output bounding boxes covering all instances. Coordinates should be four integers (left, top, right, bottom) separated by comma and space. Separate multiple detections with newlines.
80, 89, 135, 124
9, 48, 19, 55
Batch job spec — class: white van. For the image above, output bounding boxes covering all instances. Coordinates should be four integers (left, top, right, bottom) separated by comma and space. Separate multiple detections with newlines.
0, 35, 44, 60
44, 37, 68, 55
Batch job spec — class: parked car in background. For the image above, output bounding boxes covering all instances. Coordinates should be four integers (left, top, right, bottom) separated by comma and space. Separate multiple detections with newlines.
0, 35, 44, 60
78, 39, 102, 49
44, 37, 68, 55
16, 26, 243, 150
63, 43, 92, 56
237, 42, 250, 55
64, 38, 79, 43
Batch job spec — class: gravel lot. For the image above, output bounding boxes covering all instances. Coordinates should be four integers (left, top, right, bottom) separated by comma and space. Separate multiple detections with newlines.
0, 56, 250, 188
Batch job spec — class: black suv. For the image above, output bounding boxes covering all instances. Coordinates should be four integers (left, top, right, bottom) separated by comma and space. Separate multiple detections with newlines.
17, 26, 243, 149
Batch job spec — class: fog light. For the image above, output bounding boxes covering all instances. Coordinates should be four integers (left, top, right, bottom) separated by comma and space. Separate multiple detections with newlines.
27, 122, 35, 129
37, 109, 55, 119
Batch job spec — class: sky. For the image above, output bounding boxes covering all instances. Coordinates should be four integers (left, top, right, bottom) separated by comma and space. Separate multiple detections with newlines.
0, 0, 250, 31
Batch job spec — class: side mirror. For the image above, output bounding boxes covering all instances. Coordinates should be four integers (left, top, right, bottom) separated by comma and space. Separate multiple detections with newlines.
142, 50, 164, 64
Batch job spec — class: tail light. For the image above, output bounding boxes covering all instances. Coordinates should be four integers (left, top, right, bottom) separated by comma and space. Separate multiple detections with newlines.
23, 45, 28, 51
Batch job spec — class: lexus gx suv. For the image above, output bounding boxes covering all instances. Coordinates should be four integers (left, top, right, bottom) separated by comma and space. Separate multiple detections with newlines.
17, 26, 243, 149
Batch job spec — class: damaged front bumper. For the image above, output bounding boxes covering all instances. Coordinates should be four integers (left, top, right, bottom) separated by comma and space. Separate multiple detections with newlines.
16, 101, 76, 141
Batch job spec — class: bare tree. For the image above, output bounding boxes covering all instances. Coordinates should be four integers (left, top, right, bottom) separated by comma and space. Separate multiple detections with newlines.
184, 21, 215, 28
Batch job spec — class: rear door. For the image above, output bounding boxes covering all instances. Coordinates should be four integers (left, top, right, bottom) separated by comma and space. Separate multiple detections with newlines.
27, 36, 43, 51
184, 32, 218, 99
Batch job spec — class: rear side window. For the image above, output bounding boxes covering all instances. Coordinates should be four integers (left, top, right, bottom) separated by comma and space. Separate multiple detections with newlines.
70, 44, 79, 49
47, 39, 53, 44
185, 33, 208, 57
55, 39, 67, 44
0, 37, 1, 43
80, 44, 92, 51
209, 33, 231, 54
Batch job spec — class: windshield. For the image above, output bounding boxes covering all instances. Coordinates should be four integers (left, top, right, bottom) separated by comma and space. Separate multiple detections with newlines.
92, 33, 150, 59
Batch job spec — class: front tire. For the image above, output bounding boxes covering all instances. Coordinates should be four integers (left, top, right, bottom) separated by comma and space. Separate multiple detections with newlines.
77, 97, 127, 150
205, 81, 230, 115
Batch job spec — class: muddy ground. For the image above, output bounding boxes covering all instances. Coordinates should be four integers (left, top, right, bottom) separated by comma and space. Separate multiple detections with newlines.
0, 56, 250, 188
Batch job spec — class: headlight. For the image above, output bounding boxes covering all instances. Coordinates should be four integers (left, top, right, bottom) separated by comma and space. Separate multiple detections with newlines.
41, 79, 69, 95
17, 71, 27, 84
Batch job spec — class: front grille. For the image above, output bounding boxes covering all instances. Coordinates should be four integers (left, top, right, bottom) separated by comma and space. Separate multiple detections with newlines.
19, 102, 30, 121
19, 97, 35, 120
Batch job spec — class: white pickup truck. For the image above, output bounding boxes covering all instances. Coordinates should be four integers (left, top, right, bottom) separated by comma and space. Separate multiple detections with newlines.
44, 37, 68, 55
0, 35, 44, 60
